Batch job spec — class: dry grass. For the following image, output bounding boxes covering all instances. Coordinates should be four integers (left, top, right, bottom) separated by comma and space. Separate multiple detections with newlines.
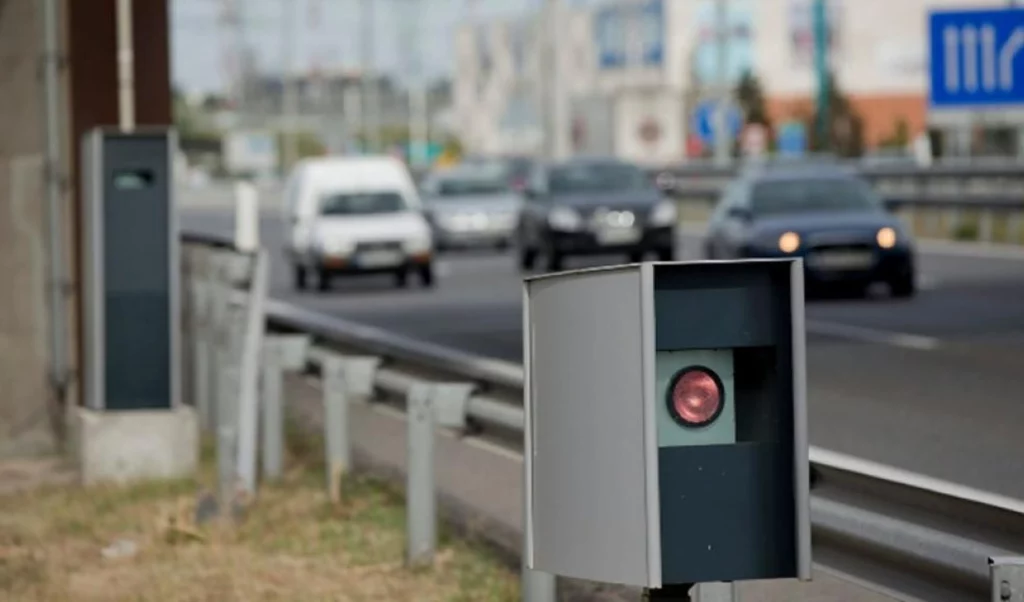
0, 450, 519, 602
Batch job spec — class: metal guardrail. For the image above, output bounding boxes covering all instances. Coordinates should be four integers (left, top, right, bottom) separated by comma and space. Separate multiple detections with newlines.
180, 230, 1024, 601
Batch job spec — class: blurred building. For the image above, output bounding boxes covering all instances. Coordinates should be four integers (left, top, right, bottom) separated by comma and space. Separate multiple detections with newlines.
454, 0, 1015, 161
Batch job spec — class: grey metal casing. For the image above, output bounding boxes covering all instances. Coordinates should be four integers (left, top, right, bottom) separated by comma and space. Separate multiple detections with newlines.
523, 260, 810, 589
82, 128, 179, 411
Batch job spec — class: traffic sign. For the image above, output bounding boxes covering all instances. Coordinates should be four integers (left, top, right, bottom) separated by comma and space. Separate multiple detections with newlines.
777, 121, 807, 157
928, 7, 1024, 109
691, 100, 742, 147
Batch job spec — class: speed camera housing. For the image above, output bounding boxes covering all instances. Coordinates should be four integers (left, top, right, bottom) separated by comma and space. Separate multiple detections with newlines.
523, 260, 810, 588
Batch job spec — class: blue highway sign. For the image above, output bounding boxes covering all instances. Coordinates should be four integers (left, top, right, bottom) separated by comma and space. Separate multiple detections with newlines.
692, 100, 742, 146
929, 7, 1024, 109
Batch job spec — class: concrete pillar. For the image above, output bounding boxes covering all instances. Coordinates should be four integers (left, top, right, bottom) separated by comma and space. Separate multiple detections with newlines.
0, 0, 57, 458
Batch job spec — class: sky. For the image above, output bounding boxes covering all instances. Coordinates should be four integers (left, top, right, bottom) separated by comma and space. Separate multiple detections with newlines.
171, 0, 556, 95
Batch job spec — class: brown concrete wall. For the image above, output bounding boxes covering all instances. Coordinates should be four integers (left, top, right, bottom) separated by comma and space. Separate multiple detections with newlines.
767, 93, 928, 149
0, 0, 58, 457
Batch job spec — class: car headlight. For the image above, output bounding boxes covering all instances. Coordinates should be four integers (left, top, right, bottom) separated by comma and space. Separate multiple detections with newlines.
316, 233, 349, 255
548, 207, 582, 231
649, 200, 678, 226
876, 227, 897, 249
778, 231, 800, 253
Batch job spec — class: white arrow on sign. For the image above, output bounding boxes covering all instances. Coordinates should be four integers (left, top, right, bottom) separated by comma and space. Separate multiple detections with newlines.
999, 28, 1024, 90
943, 24, 1024, 93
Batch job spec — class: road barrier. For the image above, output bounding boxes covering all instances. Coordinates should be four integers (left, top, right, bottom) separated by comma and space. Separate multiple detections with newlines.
180, 230, 1024, 601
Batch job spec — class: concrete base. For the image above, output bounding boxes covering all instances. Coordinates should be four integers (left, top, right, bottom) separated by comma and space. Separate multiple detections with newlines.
72, 406, 199, 485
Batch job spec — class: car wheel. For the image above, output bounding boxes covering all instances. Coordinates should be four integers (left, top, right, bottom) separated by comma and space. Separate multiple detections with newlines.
394, 268, 410, 288
890, 272, 916, 298
316, 268, 331, 292
418, 263, 435, 288
519, 246, 537, 271
293, 265, 307, 290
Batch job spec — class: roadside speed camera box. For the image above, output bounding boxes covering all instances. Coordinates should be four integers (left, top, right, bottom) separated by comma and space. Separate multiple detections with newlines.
522, 260, 810, 588
82, 128, 179, 411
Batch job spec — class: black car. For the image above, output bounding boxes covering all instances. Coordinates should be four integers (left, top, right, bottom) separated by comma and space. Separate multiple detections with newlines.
702, 164, 916, 297
516, 158, 677, 272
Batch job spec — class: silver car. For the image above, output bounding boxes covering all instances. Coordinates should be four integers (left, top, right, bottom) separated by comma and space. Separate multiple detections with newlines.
420, 165, 524, 251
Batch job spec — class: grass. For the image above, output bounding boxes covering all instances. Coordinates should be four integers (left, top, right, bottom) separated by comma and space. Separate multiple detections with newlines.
0, 438, 519, 602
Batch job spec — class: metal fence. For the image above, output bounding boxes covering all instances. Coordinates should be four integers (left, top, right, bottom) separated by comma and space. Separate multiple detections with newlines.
180, 230, 1024, 601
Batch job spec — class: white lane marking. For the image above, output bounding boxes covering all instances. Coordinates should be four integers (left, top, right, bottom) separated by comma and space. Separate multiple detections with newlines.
806, 320, 941, 351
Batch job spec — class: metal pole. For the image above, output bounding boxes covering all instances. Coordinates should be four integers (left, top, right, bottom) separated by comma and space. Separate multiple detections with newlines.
192, 251, 212, 432
812, 0, 829, 149
406, 383, 435, 567
361, 0, 380, 153
115, 0, 135, 131
323, 356, 350, 504
407, 0, 430, 169
40, 0, 70, 409
217, 424, 238, 521
543, 0, 568, 160
235, 251, 270, 497
281, 0, 299, 170
522, 448, 557, 602
260, 341, 284, 481
712, 0, 731, 166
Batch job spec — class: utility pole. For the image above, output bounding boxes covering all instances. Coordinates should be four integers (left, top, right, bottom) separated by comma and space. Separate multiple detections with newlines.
405, 0, 430, 169
361, 0, 380, 154
544, 0, 569, 160
116, 0, 135, 130
281, 0, 299, 170
812, 0, 829, 150
712, 0, 731, 166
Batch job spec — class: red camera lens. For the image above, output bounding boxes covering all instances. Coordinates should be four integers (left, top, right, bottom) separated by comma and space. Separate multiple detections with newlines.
668, 367, 724, 427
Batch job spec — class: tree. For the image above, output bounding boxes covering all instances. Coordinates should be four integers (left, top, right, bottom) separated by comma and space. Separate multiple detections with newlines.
807, 72, 865, 157
880, 118, 910, 149
735, 70, 771, 127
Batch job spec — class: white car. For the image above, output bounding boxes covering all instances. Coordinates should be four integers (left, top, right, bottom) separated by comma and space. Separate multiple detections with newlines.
283, 155, 435, 290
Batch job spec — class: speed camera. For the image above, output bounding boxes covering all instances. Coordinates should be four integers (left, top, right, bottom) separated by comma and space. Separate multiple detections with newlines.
522, 260, 810, 589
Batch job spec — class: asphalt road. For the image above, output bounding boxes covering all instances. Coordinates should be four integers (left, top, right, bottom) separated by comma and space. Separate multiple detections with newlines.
182, 206, 1024, 500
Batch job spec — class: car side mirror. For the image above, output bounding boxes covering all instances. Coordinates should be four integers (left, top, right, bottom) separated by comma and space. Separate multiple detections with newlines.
882, 197, 902, 213
728, 206, 752, 222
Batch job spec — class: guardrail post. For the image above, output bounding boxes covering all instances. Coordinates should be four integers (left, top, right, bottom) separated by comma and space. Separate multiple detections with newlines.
323, 355, 351, 504
191, 248, 213, 432
990, 557, 1024, 602
260, 334, 310, 482
406, 382, 435, 567
217, 423, 238, 522
339, 356, 381, 405
405, 382, 473, 568
235, 250, 269, 498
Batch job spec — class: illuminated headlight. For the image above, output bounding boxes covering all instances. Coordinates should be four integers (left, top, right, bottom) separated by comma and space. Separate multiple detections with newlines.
649, 200, 678, 226
548, 207, 582, 231
876, 227, 897, 249
778, 231, 800, 254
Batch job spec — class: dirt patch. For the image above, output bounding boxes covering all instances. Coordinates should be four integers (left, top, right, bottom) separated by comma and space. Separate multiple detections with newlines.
0, 457, 76, 496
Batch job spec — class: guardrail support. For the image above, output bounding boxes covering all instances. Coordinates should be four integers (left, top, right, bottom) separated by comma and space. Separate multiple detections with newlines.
191, 249, 213, 432
692, 582, 736, 602
260, 334, 311, 482
339, 356, 381, 404
235, 251, 269, 498
323, 355, 351, 504
405, 382, 472, 568
990, 557, 1024, 602
406, 383, 436, 567
217, 424, 238, 522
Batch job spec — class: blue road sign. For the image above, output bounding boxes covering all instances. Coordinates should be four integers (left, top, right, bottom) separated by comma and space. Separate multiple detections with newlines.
777, 121, 807, 157
929, 7, 1024, 109
691, 100, 742, 146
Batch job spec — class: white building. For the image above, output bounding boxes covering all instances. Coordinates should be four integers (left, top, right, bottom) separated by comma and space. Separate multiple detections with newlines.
454, 0, 1013, 161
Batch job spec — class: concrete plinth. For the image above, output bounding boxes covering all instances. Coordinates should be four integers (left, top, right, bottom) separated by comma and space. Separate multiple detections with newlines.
72, 406, 199, 485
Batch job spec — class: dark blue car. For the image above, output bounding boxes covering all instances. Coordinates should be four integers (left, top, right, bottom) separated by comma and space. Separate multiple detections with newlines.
702, 164, 916, 297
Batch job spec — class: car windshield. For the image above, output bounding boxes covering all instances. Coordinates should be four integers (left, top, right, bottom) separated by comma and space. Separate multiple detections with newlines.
549, 163, 649, 194
750, 177, 881, 216
319, 191, 406, 216
435, 176, 510, 197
